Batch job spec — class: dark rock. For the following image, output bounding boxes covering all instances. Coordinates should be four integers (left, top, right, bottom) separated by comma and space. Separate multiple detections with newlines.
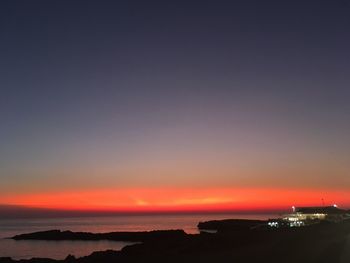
64, 255, 75, 262
6, 219, 350, 263
12, 229, 186, 242
0, 258, 14, 263
198, 219, 266, 232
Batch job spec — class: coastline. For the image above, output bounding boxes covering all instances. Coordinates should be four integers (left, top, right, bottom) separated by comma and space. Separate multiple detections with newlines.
1, 218, 350, 263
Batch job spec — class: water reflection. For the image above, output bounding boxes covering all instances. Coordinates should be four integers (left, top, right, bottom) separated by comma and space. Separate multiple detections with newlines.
0, 239, 132, 260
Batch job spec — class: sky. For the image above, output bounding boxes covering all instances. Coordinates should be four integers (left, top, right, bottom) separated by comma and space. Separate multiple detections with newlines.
1, 0, 350, 213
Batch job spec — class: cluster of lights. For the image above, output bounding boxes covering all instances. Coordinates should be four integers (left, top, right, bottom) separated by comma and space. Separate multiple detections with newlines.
268, 222, 279, 227
290, 221, 303, 227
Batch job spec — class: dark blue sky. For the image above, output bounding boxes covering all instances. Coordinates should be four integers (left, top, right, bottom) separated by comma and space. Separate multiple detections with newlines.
1, 1, 350, 205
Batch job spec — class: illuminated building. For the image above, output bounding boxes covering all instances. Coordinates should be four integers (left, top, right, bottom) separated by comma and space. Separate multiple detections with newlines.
283, 205, 349, 226
267, 205, 349, 228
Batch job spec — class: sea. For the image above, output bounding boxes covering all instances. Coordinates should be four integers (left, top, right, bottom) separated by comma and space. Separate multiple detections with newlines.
0, 213, 275, 260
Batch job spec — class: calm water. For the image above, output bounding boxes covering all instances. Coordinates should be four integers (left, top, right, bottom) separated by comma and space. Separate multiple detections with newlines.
0, 213, 274, 260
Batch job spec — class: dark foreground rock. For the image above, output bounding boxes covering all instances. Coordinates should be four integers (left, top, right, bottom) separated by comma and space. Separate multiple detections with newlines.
2, 219, 350, 263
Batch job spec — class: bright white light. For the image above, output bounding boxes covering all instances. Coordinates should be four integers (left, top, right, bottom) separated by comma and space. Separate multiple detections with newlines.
333, 204, 337, 207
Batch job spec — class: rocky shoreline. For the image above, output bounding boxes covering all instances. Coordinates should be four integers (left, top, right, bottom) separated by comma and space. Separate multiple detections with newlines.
1, 219, 350, 263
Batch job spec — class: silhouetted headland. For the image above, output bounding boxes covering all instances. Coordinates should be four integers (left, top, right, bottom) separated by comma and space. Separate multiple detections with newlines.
11, 229, 186, 242
198, 219, 266, 232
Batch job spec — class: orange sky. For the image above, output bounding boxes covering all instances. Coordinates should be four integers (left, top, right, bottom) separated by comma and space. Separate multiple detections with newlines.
2, 187, 349, 212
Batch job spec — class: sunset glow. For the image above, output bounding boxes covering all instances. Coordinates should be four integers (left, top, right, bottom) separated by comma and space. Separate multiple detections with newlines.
1, 1, 350, 218
2, 2, 350, 262
2, 187, 349, 212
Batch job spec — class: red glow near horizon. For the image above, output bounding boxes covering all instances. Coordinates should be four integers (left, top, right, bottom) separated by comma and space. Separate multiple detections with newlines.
2, 187, 350, 212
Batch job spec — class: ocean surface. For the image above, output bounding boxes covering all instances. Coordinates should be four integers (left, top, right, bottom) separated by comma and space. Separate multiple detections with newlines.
0, 213, 275, 260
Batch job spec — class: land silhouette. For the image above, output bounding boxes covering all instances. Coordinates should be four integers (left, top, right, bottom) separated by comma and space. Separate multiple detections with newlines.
1, 218, 350, 263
